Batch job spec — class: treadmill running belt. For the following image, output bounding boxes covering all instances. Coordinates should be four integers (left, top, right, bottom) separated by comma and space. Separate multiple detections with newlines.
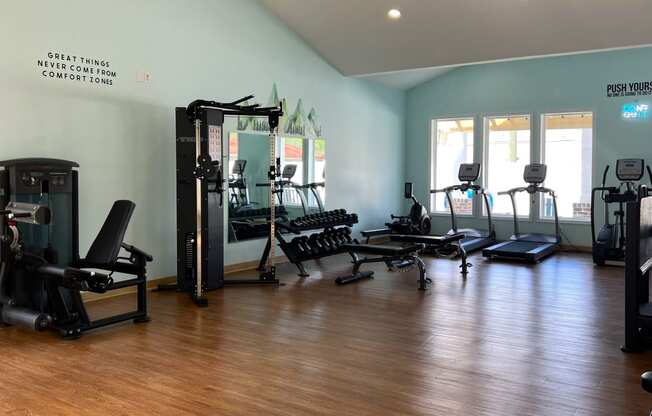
495, 241, 544, 253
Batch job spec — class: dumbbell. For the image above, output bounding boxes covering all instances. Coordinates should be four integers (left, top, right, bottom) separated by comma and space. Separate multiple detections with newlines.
301, 237, 318, 256
322, 231, 339, 250
308, 234, 328, 255
297, 236, 314, 257
337, 228, 351, 244
329, 231, 343, 250
327, 229, 345, 246
290, 219, 304, 228
291, 237, 308, 257
340, 228, 353, 243
318, 233, 336, 253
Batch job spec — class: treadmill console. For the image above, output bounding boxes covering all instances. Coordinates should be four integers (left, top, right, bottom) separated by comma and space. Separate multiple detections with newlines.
458, 163, 481, 182
282, 164, 297, 180
404, 182, 413, 199
524, 164, 547, 184
232, 159, 247, 175
616, 159, 644, 181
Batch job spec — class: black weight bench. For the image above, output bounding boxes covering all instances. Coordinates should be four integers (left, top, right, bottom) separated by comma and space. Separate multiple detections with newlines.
391, 233, 470, 276
337, 233, 468, 290
361, 228, 392, 243
337, 242, 428, 289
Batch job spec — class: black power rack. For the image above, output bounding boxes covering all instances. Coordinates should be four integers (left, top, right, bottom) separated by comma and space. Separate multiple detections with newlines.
258, 209, 359, 277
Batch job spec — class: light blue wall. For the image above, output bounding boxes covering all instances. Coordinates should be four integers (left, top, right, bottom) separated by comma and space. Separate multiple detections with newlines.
0, 0, 406, 276
406, 47, 652, 247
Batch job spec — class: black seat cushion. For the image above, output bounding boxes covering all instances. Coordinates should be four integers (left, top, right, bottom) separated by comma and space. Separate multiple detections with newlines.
84, 200, 135, 266
342, 243, 424, 256
390, 233, 464, 245
642, 371, 652, 393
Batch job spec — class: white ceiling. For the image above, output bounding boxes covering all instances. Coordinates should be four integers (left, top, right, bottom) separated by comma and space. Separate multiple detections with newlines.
355, 67, 454, 90
262, 0, 652, 87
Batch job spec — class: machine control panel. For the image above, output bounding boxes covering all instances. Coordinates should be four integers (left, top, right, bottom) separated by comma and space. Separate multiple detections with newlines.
524, 163, 547, 184
458, 163, 481, 182
616, 159, 644, 181
16, 169, 71, 193
404, 182, 413, 199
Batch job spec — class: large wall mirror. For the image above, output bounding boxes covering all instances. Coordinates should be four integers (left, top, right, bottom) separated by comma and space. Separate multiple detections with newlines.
226, 84, 326, 243
227, 132, 326, 242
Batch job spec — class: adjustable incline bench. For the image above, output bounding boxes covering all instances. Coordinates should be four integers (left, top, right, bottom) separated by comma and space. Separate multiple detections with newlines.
337, 233, 469, 290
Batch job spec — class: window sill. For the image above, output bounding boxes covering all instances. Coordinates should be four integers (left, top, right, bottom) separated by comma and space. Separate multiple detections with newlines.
539, 217, 590, 225
429, 212, 473, 217
484, 214, 530, 221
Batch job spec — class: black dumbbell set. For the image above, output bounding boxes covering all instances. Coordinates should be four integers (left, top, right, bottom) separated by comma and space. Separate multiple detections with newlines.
230, 206, 288, 219
287, 209, 358, 231
286, 227, 355, 257
270, 209, 359, 277
229, 206, 289, 241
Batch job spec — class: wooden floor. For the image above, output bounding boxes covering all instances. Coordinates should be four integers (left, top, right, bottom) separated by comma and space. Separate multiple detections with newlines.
1, 253, 652, 415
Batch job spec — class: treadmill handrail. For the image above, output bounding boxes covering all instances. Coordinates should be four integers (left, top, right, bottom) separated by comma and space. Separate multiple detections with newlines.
430, 183, 486, 194
430, 181, 493, 235
498, 185, 560, 243
499, 185, 554, 196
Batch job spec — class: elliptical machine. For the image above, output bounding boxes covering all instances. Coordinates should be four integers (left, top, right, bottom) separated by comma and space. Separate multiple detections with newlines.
386, 182, 431, 235
591, 159, 652, 265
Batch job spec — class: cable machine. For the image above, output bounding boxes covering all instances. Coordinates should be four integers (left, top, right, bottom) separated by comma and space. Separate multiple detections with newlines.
173, 96, 283, 307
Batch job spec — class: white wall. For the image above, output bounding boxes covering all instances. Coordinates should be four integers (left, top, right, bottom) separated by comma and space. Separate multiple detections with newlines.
0, 0, 406, 276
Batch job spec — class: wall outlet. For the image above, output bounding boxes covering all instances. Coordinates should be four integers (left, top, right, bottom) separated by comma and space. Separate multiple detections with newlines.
136, 71, 151, 82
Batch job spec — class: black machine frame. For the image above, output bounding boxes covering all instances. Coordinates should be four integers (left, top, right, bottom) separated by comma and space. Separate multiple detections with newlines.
622, 188, 652, 352
591, 159, 652, 266
482, 163, 561, 263
0, 159, 151, 339
173, 96, 284, 307
430, 163, 496, 253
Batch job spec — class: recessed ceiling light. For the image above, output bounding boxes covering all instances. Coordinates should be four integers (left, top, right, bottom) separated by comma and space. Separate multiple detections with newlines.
387, 9, 401, 20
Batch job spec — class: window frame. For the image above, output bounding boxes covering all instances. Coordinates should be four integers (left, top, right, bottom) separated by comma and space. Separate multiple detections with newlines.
539, 110, 596, 224
482, 113, 533, 220
429, 116, 477, 217
277, 135, 306, 208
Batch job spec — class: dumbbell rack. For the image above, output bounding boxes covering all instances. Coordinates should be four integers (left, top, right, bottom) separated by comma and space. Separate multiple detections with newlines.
229, 206, 288, 241
257, 209, 359, 277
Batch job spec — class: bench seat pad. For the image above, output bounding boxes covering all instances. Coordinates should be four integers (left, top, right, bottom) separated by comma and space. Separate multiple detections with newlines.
342, 243, 424, 256
390, 233, 464, 245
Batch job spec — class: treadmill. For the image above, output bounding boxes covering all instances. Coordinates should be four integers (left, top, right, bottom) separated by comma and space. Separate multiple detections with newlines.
431, 163, 496, 253
482, 163, 560, 262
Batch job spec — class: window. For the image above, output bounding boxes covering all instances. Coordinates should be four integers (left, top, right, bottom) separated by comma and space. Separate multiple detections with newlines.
484, 115, 531, 216
430, 118, 474, 214
278, 137, 304, 206
541, 112, 593, 220
310, 138, 326, 205
228, 132, 239, 174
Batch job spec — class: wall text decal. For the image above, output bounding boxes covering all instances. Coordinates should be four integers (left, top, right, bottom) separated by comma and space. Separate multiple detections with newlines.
607, 81, 652, 98
36, 52, 117, 86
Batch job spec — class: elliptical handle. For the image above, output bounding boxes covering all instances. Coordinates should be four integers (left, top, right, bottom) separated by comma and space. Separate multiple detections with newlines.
601, 165, 610, 188
600, 164, 611, 201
